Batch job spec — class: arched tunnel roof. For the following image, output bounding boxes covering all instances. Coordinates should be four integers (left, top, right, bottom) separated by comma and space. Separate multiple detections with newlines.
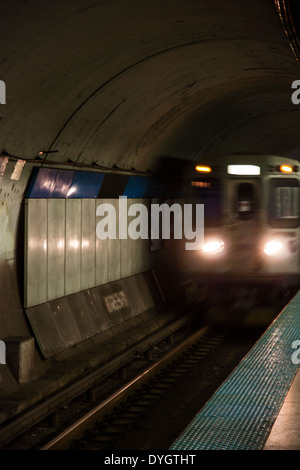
1, 0, 300, 173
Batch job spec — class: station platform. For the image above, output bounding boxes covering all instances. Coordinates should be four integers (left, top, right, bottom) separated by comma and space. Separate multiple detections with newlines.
170, 290, 300, 450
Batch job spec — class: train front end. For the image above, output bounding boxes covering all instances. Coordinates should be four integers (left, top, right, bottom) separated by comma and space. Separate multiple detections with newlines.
177, 155, 300, 307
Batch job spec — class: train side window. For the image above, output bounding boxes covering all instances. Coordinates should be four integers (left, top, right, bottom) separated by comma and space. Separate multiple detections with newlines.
236, 183, 255, 219
269, 178, 300, 228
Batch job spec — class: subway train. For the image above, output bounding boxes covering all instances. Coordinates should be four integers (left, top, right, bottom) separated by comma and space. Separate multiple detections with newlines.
173, 154, 300, 309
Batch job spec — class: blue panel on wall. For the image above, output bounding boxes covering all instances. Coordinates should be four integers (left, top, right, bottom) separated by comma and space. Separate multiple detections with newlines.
26, 168, 58, 197
52, 170, 75, 198
68, 171, 104, 198
27, 168, 174, 199
25, 168, 39, 197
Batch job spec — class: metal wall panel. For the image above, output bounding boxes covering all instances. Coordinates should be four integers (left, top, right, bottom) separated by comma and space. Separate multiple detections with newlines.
99, 281, 131, 325
26, 168, 179, 200
25, 197, 161, 308
26, 272, 157, 358
25, 302, 65, 357
82, 287, 111, 333
81, 199, 96, 290
107, 199, 121, 283
49, 297, 82, 349
68, 171, 104, 198
65, 199, 82, 295
96, 236, 109, 286
26, 168, 57, 197
95, 198, 109, 286
47, 199, 65, 301
123, 274, 154, 317
120, 198, 133, 278
67, 291, 98, 339
52, 170, 74, 197
25, 199, 48, 307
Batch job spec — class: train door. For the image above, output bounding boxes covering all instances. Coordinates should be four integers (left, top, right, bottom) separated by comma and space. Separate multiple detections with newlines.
228, 179, 261, 272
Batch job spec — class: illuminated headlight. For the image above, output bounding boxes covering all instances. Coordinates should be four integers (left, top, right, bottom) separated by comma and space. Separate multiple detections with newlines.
202, 239, 225, 255
264, 240, 283, 256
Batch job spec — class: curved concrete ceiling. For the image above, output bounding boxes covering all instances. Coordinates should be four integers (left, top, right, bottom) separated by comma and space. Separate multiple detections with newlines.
1, 0, 300, 173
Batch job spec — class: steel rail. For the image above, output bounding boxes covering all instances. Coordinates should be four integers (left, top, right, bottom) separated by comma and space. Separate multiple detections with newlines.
0, 311, 194, 447
41, 325, 210, 450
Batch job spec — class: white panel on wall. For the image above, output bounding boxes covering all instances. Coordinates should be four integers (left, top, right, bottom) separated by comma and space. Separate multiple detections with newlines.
25, 197, 161, 308
47, 199, 65, 301
65, 199, 82, 295
81, 199, 96, 290
25, 199, 48, 307
96, 199, 109, 285
95, 237, 109, 286
107, 199, 121, 282
121, 198, 133, 279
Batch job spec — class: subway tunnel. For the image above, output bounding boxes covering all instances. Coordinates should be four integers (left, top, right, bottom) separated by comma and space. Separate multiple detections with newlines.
0, 0, 300, 432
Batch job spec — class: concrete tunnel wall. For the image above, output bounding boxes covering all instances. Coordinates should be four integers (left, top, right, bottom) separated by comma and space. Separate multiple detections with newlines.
0, 0, 300, 377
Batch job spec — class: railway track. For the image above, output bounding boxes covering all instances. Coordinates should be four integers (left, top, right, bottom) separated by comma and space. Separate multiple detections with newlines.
0, 311, 197, 450
41, 325, 226, 450
3, 303, 274, 451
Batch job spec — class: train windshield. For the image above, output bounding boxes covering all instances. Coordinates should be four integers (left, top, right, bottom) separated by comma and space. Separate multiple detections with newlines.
268, 178, 300, 228
236, 182, 256, 219
189, 178, 222, 227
